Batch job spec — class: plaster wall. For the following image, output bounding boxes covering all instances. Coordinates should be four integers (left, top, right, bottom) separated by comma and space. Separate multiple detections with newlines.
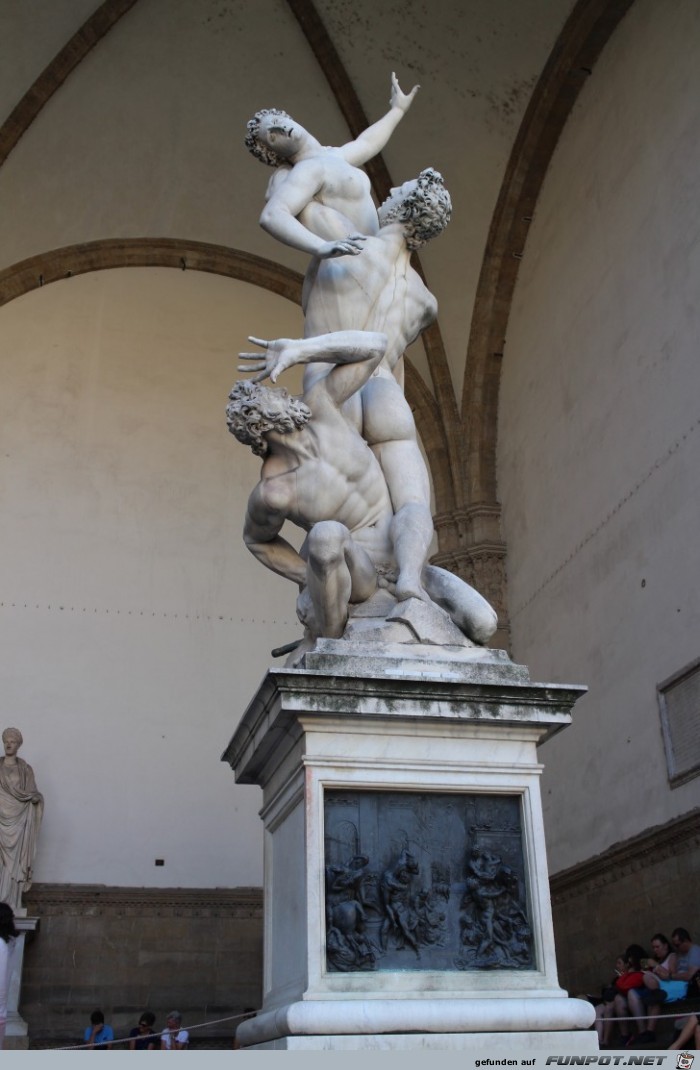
0, 267, 307, 888
0, 0, 345, 276
0, 0, 572, 395
498, 0, 700, 873
0, 0, 98, 120
313, 0, 575, 388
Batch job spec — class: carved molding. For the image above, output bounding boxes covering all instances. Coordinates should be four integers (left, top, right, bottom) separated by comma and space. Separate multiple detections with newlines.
431, 501, 508, 627
550, 808, 700, 904
434, 502, 505, 554
24, 883, 263, 918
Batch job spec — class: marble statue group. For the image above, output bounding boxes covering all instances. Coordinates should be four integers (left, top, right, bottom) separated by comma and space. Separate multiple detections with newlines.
228, 75, 497, 659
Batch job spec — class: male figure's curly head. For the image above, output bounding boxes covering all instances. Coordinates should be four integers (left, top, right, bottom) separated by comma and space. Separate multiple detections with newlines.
226, 380, 311, 458
379, 168, 452, 250
245, 108, 293, 168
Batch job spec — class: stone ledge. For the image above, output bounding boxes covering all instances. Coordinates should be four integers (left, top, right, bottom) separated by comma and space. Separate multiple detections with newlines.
248, 1031, 597, 1052
550, 807, 700, 902
238, 996, 595, 1047
24, 883, 263, 917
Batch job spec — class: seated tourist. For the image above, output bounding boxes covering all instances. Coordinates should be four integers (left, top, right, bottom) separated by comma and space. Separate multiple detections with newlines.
612, 945, 647, 1046
643, 933, 674, 979
129, 1010, 158, 1050
84, 1008, 114, 1050
630, 927, 700, 1046
161, 1010, 189, 1050
626, 933, 674, 1045
595, 955, 627, 1047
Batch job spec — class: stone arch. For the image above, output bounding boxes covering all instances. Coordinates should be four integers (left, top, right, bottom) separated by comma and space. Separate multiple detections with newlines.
455, 0, 636, 640
0, 0, 141, 170
0, 237, 444, 502
461, 0, 636, 503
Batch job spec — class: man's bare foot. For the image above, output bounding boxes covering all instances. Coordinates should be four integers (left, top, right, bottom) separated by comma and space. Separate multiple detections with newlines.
395, 573, 431, 603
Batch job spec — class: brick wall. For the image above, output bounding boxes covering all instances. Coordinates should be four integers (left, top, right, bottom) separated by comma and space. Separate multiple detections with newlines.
550, 808, 700, 996
21, 885, 263, 1044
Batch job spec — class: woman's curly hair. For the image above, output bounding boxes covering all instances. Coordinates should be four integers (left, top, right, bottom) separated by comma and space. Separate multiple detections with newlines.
245, 108, 294, 168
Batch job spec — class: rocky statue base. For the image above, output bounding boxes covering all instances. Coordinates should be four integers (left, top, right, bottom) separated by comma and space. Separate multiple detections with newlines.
222, 626, 596, 1052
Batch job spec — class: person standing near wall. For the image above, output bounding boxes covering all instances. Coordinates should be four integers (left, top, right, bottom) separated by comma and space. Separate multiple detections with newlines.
0, 903, 18, 1049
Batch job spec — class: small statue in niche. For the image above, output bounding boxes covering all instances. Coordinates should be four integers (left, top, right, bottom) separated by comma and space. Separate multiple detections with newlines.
325, 854, 376, 972
379, 847, 421, 958
456, 846, 532, 969
0, 727, 44, 911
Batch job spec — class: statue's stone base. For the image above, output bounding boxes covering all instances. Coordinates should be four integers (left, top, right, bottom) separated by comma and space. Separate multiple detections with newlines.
4, 914, 38, 1050
3, 1036, 29, 1051
222, 640, 596, 1051
249, 1031, 595, 1052
238, 998, 597, 1051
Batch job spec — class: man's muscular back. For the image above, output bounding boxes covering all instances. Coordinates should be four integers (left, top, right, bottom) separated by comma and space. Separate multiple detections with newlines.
303, 232, 437, 370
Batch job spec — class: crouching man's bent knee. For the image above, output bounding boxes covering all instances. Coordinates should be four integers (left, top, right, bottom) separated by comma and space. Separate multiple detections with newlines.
306, 521, 351, 571
304, 523, 377, 639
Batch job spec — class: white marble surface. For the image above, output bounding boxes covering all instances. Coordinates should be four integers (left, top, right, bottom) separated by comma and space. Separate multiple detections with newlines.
246, 1030, 598, 1051
238, 998, 595, 1048
4, 916, 38, 1050
232, 120, 498, 650
223, 651, 590, 1049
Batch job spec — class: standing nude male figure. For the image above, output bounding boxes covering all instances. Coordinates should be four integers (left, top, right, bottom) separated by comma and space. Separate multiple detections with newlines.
240, 171, 496, 641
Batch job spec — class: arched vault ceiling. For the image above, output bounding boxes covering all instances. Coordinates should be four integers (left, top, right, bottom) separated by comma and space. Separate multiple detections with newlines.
0, 0, 635, 609
0, 0, 139, 169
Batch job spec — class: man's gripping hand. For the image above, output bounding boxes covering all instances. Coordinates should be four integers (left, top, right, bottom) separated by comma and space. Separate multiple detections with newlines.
316, 234, 367, 259
238, 336, 302, 383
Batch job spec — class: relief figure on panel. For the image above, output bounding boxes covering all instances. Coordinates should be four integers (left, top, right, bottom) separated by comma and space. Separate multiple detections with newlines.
457, 846, 532, 970
325, 853, 376, 972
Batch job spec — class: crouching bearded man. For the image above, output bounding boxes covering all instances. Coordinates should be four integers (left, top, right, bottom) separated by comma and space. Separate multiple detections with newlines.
226, 330, 497, 654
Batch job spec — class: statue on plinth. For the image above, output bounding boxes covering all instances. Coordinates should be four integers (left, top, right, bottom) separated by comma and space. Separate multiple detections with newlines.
0, 729, 43, 911
231, 78, 497, 657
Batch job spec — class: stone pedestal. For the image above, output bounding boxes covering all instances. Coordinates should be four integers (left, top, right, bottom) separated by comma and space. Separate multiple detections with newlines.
4, 913, 39, 1050
222, 640, 596, 1051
